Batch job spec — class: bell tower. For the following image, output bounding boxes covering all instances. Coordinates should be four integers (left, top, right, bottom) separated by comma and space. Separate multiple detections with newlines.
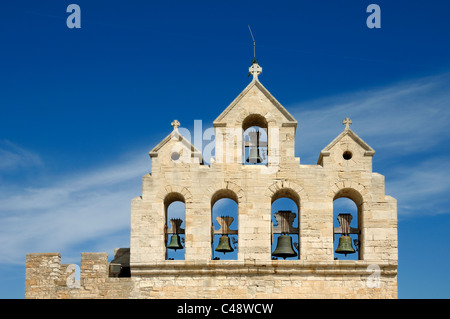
212, 60, 298, 169
126, 57, 397, 297
25, 57, 398, 299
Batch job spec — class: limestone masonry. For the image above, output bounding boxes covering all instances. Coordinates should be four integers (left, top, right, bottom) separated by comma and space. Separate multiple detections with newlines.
25, 61, 398, 299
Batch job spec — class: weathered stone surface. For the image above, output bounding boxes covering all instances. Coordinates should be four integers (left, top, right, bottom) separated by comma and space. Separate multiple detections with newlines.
25, 64, 397, 299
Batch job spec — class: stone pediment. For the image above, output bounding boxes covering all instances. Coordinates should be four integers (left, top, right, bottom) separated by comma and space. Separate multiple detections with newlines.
213, 79, 297, 128
318, 122, 375, 166
149, 124, 203, 163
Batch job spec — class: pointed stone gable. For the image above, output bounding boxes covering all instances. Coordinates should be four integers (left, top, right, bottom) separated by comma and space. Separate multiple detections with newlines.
149, 124, 203, 164
213, 79, 297, 129
318, 124, 375, 169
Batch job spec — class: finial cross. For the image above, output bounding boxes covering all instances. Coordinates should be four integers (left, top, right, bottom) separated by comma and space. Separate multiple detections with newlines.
171, 120, 180, 130
343, 117, 352, 130
248, 63, 262, 79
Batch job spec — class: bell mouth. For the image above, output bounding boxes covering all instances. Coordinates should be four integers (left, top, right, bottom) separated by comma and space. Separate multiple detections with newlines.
335, 235, 356, 256
167, 235, 183, 251
272, 234, 298, 260
215, 235, 234, 254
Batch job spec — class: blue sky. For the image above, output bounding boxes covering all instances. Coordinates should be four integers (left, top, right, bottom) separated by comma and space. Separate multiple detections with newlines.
1, 0, 450, 298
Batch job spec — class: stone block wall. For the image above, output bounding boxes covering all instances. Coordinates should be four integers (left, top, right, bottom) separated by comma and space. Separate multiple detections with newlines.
25, 253, 132, 299
25, 253, 397, 299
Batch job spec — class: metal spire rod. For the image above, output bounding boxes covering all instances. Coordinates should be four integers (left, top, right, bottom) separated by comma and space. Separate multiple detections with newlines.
248, 25, 256, 60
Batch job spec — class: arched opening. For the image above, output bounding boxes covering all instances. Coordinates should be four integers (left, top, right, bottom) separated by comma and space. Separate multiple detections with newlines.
242, 114, 268, 165
333, 189, 362, 260
211, 190, 239, 260
164, 193, 185, 260
271, 189, 300, 260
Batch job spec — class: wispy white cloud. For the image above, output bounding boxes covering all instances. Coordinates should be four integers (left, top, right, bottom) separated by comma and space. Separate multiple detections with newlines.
0, 140, 43, 172
0, 148, 150, 265
385, 157, 450, 218
289, 72, 450, 217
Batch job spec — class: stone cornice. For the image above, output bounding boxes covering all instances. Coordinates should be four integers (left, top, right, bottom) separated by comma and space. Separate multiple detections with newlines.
130, 260, 397, 277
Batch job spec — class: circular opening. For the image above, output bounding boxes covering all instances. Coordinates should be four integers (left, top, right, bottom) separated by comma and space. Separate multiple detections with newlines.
171, 152, 180, 161
343, 151, 352, 160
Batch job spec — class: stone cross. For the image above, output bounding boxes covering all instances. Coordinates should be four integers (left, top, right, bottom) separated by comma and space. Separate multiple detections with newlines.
343, 117, 352, 130
248, 62, 262, 80
171, 120, 180, 130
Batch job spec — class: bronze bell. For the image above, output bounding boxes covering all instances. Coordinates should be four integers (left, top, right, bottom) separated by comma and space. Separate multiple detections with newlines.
335, 235, 356, 256
167, 234, 183, 251
215, 235, 234, 254
272, 234, 297, 259
246, 147, 263, 164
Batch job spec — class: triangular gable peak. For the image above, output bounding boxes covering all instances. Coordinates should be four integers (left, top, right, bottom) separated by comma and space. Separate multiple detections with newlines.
212, 62, 299, 165
213, 78, 297, 129
149, 121, 203, 164
318, 118, 375, 168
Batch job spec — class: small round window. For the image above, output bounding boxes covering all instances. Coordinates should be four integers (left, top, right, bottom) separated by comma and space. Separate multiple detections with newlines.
343, 151, 352, 160
171, 152, 180, 161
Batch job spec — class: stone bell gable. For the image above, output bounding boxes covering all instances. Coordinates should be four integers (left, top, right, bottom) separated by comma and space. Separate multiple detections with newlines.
149, 120, 203, 167
25, 60, 398, 299
318, 117, 375, 171
213, 76, 298, 166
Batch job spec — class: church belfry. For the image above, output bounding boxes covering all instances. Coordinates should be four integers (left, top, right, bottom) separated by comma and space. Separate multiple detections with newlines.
213, 60, 298, 169
25, 59, 398, 299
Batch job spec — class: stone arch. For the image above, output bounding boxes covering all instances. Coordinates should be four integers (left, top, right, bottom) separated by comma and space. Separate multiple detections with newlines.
328, 181, 368, 260
207, 181, 243, 260
265, 180, 308, 206
239, 113, 269, 165
327, 181, 369, 228
211, 189, 238, 207
163, 192, 185, 212
234, 110, 250, 127
267, 180, 305, 260
241, 113, 268, 131
203, 180, 246, 205
157, 185, 193, 204
235, 110, 278, 128
161, 190, 188, 260
327, 181, 369, 203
